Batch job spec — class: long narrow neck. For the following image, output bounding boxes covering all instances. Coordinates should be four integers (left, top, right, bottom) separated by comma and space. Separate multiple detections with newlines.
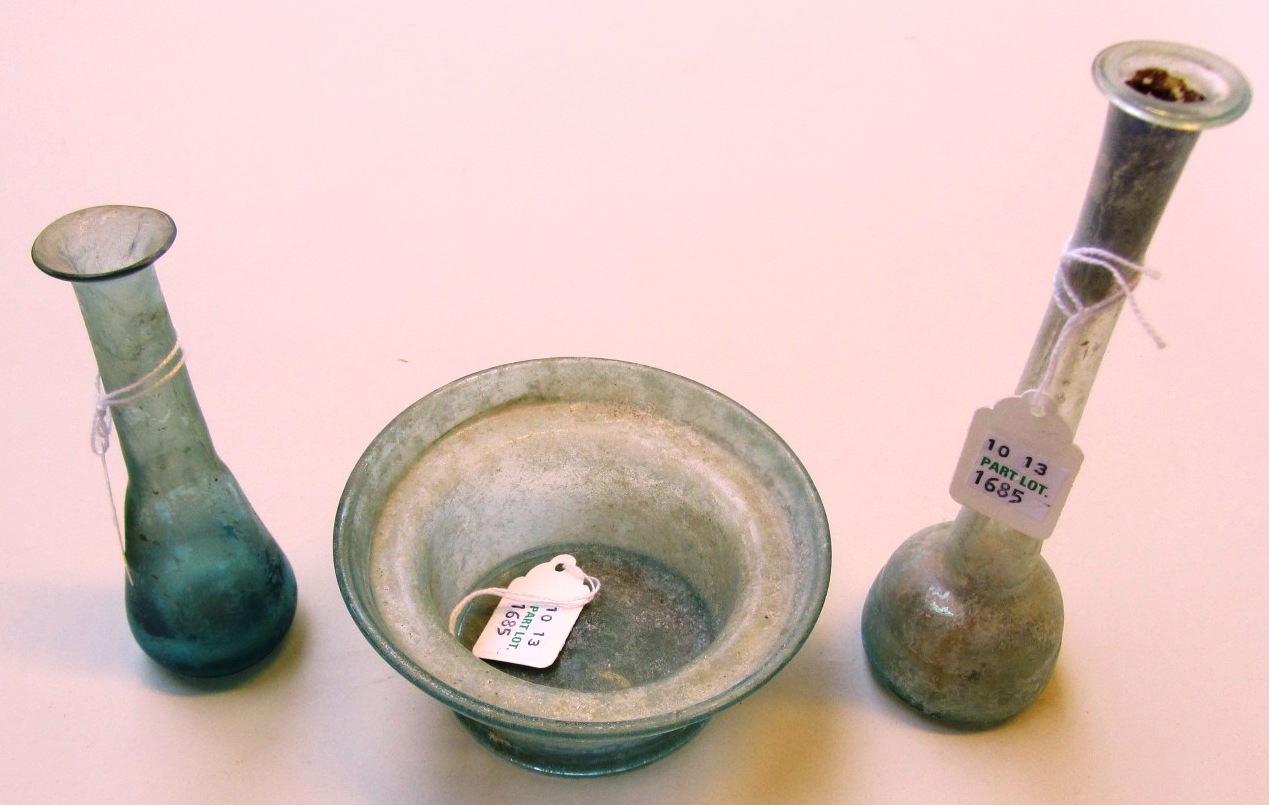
73, 267, 219, 483
1014, 108, 1200, 431
951, 107, 1202, 587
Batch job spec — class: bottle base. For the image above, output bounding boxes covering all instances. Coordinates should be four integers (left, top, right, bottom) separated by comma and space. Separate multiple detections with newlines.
127, 562, 298, 679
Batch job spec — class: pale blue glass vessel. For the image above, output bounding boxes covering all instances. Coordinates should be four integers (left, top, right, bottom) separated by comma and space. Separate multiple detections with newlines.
335, 357, 830, 775
860, 42, 1251, 726
33, 205, 297, 677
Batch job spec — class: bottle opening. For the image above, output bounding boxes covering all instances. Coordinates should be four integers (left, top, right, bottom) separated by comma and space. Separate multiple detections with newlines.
1093, 41, 1251, 130
32, 205, 177, 282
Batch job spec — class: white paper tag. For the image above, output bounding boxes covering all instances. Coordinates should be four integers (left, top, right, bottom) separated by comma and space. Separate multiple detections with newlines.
949, 392, 1085, 540
470, 554, 596, 668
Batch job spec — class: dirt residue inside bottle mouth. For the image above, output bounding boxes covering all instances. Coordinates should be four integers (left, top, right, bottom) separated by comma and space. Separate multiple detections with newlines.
1126, 67, 1206, 102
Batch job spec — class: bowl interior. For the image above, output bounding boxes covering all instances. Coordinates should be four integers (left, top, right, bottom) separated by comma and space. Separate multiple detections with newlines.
335, 358, 830, 733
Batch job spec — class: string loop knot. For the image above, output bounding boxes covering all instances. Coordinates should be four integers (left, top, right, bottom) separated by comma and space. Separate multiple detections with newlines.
91, 340, 185, 456
447, 564, 601, 636
1031, 245, 1165, 415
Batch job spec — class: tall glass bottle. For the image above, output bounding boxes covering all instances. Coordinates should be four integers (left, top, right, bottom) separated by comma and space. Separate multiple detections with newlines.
860, 42, 1251, 725
33, 205, 298, 678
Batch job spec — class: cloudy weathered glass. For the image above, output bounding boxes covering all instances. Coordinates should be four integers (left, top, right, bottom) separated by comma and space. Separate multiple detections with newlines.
33, 206, 297, 678
861, 42, 1251, 726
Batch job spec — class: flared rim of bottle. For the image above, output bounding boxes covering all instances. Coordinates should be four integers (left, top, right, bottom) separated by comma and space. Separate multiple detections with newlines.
32, 205, 177, 282
1093, 41, 1252, 131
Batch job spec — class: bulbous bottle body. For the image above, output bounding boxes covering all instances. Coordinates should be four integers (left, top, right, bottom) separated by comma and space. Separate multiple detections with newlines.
862, 517, 1062, 726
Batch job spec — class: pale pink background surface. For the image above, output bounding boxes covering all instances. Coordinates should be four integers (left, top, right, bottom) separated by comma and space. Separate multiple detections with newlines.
3, 3, 1267, 803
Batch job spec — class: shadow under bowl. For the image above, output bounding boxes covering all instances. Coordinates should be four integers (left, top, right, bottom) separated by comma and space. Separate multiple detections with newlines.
334, 357, 830, 775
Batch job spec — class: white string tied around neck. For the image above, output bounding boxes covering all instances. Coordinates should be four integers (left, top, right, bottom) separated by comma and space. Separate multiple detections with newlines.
447, 564, 602, 636
91, 339, 186, 585
1031, 245, 1165, 416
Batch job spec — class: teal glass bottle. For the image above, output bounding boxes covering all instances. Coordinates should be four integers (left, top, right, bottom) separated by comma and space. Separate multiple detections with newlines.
860, 42, 1251, 726
33, 205, 297, 678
